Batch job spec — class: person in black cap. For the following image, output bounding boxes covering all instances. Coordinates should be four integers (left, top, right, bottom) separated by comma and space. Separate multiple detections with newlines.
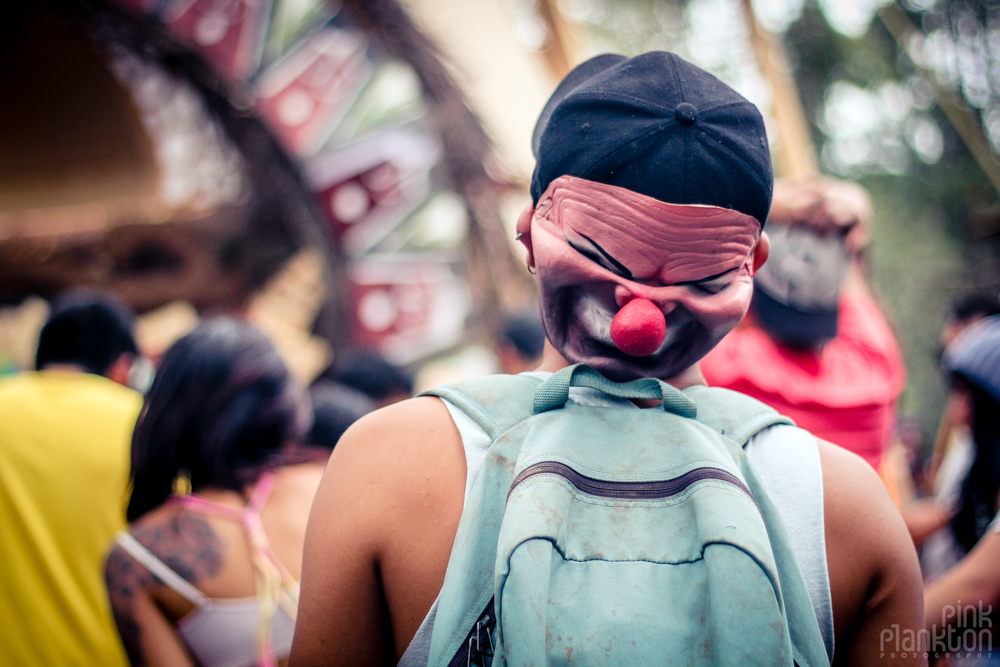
923, 316, 1000, 654
925, 291, 1000, 491
291, 52, 922, 666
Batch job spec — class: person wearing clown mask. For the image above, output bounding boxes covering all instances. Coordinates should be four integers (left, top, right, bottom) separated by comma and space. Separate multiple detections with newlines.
291, 52, 923, 667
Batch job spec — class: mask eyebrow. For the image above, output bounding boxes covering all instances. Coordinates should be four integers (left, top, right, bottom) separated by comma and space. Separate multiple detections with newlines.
574, 232, 633, 279
673, 267, 737, 286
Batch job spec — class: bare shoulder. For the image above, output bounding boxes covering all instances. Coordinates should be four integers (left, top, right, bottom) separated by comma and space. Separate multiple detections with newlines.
817, 439, 925, 666
105, 505, 214, 666
317, 394, 468, 582
818, 438, 901, 545
818, 439, 916, 575
324, 396, 466, 529
293, 396, 467, 665
332, 395, 464, 466
113, 504, 226, 596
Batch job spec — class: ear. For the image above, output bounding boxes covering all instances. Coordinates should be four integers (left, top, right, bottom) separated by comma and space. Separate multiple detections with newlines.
104, 354, 134, 387
515, 204, 536, 271
751, 231, 770, 274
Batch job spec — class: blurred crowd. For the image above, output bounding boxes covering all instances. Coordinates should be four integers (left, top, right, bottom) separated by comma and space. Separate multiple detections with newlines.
0, 280, 547, 666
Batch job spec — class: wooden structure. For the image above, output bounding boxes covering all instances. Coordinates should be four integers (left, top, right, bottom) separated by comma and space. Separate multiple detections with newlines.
0, 0, 527, 372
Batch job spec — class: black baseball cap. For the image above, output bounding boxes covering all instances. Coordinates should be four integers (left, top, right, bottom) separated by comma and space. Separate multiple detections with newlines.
531, 51, 773, 226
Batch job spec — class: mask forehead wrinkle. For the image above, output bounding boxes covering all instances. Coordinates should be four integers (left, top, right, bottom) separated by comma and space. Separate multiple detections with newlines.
547, 177, 760, 283
657, 249, 752, 283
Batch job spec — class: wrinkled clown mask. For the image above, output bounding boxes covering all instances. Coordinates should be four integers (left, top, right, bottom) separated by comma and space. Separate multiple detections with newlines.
529, 175, 762, 382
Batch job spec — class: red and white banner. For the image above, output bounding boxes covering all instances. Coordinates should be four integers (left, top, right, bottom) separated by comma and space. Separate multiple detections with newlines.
162, 0, 271, 81
306, 128, 441, 256
349, 257, 470, 364
256, 27, 370, 157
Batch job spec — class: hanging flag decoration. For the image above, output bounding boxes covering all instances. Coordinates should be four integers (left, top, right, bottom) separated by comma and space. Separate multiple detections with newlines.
102, 0, 474, 364
306, 128, 441, 257
350, 257, 471, 365
255, 26, 371, 157
160, 0, 272, 81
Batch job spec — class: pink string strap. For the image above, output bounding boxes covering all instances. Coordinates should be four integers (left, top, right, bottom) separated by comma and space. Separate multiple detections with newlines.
171, 473, 295, 667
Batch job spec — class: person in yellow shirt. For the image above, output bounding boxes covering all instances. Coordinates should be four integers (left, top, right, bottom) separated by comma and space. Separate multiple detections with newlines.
0, 292, 143, 666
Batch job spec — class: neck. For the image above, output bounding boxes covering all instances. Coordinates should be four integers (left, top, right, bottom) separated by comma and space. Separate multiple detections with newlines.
534, 340, 707, 390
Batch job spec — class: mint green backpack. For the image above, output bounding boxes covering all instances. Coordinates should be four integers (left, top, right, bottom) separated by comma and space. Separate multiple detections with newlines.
420, 364, 828, 667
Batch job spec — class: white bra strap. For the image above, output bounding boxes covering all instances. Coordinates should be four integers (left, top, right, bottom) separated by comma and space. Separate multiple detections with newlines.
115, 532, 210, 607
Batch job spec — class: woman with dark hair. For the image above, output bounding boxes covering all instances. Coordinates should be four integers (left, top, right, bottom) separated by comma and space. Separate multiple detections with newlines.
924, 317, 1000, 662
948, 377, 1000, 555
105, 319, 322, 667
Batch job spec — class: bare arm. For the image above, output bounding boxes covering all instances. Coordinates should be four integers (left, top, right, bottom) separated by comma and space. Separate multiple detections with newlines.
770, 177, 871, 254
104, 546, 197, 667
820, 439, 926, 667
902, 499, 953, 548
290, 397, 467, 666
925, 529, 1000, 632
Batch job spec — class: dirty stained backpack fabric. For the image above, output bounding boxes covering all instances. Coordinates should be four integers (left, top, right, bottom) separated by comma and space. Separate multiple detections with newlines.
419, 363, 827, 667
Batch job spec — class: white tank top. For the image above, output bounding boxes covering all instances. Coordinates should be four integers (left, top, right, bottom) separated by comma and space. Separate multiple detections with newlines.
401, 378, 835, 665
115, 533, 296, 667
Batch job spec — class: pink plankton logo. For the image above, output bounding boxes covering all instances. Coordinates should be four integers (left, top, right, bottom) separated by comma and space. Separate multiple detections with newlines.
880, 602, 993, 660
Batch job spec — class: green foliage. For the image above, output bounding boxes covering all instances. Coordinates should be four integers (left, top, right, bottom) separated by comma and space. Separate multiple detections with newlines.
781, 2, 1000, 444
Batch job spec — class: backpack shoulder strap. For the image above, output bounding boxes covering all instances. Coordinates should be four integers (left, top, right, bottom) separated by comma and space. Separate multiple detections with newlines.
690, 386, 828, 666
419, 373, 543, 441
420, 374, 543, 666
686, 385, 795, 446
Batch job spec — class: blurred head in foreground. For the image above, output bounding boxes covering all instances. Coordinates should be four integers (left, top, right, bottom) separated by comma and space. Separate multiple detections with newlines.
751, 179, 871, 351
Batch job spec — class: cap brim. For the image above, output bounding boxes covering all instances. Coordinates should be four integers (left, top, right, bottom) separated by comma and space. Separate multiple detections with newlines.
752, 287, 838, 346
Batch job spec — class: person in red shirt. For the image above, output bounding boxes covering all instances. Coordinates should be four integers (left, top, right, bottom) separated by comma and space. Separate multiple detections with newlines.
701, 178, 906, 469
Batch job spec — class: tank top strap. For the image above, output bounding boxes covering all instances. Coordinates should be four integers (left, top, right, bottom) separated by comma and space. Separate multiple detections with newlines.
246, 472, 276, 514
241, 473, 276, 553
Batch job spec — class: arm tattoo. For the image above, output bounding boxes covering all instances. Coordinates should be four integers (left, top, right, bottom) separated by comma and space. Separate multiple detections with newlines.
105, 545, 151, 667
105, 512, 225, 666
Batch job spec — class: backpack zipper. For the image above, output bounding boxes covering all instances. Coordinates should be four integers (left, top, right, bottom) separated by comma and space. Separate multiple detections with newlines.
453, 464, 759, 666
447, 600, 496, 667
507, 461, 757, 508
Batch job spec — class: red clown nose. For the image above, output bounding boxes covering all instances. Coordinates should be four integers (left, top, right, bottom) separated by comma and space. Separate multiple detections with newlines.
610, 298, 667, 357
